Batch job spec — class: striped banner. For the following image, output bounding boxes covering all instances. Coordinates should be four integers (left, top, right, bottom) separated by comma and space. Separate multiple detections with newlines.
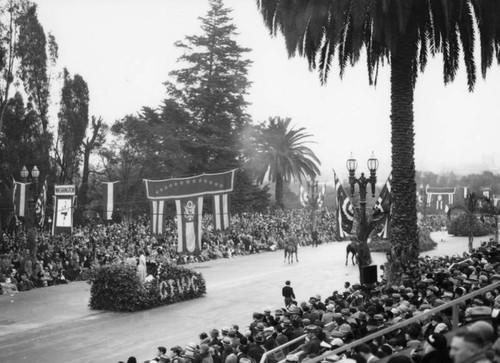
150, 200, 165, 235
102, 182, 118, 221
13, 179, 30, 218
213, 193, 230, 230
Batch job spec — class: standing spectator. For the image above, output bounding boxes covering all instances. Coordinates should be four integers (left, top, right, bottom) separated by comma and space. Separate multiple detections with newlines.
282, 280, 296, 306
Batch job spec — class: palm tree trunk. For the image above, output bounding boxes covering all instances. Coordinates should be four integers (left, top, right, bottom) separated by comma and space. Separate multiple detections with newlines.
469, 213, 474, 252
275, 172, 284, 209
387, 36, 420, 284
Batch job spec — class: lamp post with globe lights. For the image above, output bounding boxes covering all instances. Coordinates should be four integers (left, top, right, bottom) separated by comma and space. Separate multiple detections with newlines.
20, 165, 40, 259
346, 152, 379, 273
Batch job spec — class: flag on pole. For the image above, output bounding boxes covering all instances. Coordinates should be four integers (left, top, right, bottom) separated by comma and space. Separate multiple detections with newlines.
102, 182, 119, 221
176, 196, 203, 254
317, 183, 326, 208
35, 177, 48, 227
150, 200, 165, 235
333, 169, 354, 238
13, 178, 30, 218
213, 193, 230, 230
373, 173, 392, 238
299, 185, 309, 207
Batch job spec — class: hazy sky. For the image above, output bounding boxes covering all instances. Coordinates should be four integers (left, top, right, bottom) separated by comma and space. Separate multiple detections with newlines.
35, 0, 500, 184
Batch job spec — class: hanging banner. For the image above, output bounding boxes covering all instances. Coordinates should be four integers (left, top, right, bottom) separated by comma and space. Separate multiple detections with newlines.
176, 196, 203, 254
13, 179, 30, 218
144, 170, 235, 254
144, 170, 235, 200
150, 200, 165, 235
52, 185, 76, 236
213, 193, 230, 231
102, 181, 119, 221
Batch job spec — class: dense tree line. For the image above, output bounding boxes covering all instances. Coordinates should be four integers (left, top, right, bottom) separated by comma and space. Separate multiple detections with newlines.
0, 0, 320, 229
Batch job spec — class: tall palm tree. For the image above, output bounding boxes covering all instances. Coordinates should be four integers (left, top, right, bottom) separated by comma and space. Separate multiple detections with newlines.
257, 1, 500, 283
255, 117, 321, 209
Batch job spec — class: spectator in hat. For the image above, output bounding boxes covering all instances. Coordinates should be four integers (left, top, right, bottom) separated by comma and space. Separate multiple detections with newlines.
419, 333, 452, 363
355, 343, 378, 363
222, 345, 237, 363
235, 344, 252, 363
209, 329, 222, 348
423, 315, 443, 339
200, 332, 211, 345
405, 322, 422, 349
184, 343, 200, 363
449, 329, 490, 363
274, 325, 288, 354
282, 280, 296, 306
199, 344, 214, 363
467, 321, 495, 345
232, 325, 245, 341
292, 325, 321, 360
322, 304, 336, 325
170, 346, 185, 363
148, 346, 170, 363
491, 336, 500, 363
248, 333, 266, 363
263, 309, 275, 326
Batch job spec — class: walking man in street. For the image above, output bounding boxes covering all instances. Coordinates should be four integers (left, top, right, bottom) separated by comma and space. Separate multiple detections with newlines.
282, 280, 296, 307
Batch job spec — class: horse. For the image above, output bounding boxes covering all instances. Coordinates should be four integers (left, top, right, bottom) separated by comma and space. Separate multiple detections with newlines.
284, 241, 299, 264
346, 241, 358, 266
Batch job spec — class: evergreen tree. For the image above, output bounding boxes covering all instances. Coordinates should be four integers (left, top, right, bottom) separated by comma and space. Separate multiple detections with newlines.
165, 0, 252, 173
55, 68, 89, 184
0, 1, 56, 181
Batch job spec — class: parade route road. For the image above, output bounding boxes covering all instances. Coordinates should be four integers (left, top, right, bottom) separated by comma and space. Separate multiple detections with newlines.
0, 233, 473, 363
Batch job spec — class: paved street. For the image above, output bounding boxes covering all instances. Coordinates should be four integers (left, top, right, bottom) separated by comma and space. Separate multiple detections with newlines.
0, 233, 476, 363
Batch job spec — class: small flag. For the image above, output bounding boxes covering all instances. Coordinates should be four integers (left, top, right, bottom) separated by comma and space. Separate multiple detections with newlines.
373, 173, 392, 215
374, 173, 392, 239
317, 183, 326, 208
299, 185, 309, 207
333, 169, 354, 238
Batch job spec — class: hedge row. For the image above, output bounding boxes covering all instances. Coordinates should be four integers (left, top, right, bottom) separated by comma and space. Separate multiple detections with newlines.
88, 264, 206, 312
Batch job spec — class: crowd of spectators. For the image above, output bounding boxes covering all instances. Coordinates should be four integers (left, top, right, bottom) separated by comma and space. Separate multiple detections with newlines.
3, 209, 500, 363
0, 209, 335, 294
127, 241, 500, 363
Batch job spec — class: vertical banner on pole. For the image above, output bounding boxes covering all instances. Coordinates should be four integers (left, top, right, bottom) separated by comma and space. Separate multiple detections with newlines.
150, 200, 165, 235
52, 185, 76, 236
213, 193, 230, 231
102, 181, 118, 221
176, 196, 203, 254
13, 179, 31, 218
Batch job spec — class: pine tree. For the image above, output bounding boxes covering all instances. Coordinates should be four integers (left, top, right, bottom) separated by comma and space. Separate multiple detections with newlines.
165, 0, 252, 173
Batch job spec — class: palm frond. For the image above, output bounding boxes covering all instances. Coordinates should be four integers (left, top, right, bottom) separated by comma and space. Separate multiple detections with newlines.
457, 1, 476, 91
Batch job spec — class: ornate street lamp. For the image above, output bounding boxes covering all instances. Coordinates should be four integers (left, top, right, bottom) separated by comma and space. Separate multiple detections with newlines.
346, 152, 378, 274
20, 165, 41, 259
